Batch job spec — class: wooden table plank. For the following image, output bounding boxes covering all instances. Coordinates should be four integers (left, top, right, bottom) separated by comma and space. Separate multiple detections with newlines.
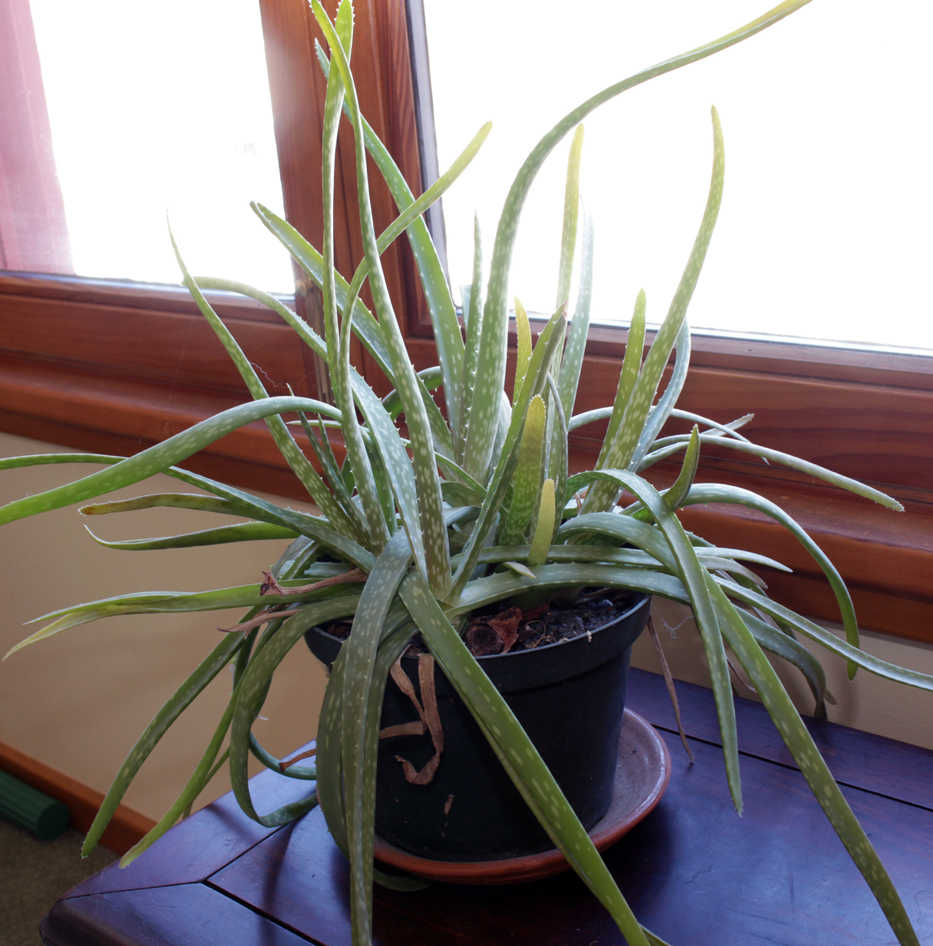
627, 668, 933, 809
41, 883, 314, 946
41, 671, 933, 945
210, 731, 933, 945
60, 766, 312, 899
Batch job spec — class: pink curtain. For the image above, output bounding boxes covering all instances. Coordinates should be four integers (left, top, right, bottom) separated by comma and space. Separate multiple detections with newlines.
0, 0, 72, 273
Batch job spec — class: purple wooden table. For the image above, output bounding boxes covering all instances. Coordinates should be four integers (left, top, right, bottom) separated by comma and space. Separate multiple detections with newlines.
40, 670, 933, 945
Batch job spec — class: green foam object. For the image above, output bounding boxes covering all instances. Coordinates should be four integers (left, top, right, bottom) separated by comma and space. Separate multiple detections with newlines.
0, 770, 70, 840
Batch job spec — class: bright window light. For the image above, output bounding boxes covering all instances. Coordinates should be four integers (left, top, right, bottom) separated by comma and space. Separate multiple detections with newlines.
28, 0, 292, 292
423, 1, 933, 353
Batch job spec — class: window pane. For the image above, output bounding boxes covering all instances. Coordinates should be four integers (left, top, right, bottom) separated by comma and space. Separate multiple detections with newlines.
422, 1, 933, 353
5, 0, 291, 292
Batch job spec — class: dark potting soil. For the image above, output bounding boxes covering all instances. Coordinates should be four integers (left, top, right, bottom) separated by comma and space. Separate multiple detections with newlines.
325, 589, 639, 658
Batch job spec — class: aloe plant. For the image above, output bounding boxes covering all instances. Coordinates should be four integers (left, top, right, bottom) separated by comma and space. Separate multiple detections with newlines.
3, 2, 931, 944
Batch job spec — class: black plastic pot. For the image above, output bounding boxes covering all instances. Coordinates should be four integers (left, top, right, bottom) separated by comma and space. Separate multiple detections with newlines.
305, 592, 650, 862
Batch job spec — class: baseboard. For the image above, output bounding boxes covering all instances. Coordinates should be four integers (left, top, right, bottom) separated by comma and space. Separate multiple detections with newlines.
0, 741, 155, 854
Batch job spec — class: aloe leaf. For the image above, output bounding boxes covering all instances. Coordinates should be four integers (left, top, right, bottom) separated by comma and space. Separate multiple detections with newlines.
317, 17, 389, 551
315, 4, 450, 597
249, 204, 394, 375
338, 532, 413, 946
478, 541, 789, 575
679, 482, 861, 676
667, 408, 755, 441
314, 643, 350, 853
121, 697, 237, 866
84, 521, 296, 551
596, 290, 646, 468
79, 492, 241, 518
716, 577, 933, 692
469, 0, 806, 479
247, 730, 316, 781
681, 437, 902, 511
468, 217, 484, 335
586, 109, 723, 513
172, 232, 363, 543
0, 396, 331, 523
499, 394, 547, 544
0, 452, 128, 471
199, 277, 452, 475
315, 45, 465, 436
451, 308, 567, 595
228, 592, 361, 827
295, 408, 358, 514
337, 270, 428, 574
636, 413, 755, 470
345, 121, 490, 305
458, 219, 486, 459
5, 574, 355, 657
513, 298, 532, 402
556, 124, 585, 313
399, 571, 655, 946
458, 564, 689, 618
663, 425, 700, 510
630, 321, 692, 469
582, 470, 743, 811
706, 578, 921, 946
81, 631, 247, 856
164, 467, 372, 568
528, 478, 556, 566
1, 423, 376, 572
737, 606, 831, 714
546, 372, 570, 511
0, 452, 328, 546
179, 277, 404, 454
559, 504, 674, 565
557, 212, 595, 421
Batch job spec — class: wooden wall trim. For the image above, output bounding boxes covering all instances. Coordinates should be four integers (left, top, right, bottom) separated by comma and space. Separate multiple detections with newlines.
0, 741, 152, 854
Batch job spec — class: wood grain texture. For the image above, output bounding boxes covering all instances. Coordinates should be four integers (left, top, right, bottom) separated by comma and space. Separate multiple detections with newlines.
627, 669, 933, 809
41, 884, 313, 946
36, 672, 933, 945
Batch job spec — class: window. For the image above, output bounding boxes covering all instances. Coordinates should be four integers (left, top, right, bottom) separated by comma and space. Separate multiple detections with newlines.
22, 0, 291, 292
1, 0, 931, 641
423, 0, 933, 354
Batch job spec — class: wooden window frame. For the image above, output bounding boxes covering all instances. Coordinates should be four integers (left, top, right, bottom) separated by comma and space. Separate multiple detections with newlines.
1, 0, 931, 642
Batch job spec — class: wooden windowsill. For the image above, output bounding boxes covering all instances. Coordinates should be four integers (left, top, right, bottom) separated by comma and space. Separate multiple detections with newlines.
1, 352, 931, 645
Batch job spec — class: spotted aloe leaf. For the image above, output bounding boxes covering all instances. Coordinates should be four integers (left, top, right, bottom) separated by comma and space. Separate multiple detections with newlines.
451, 307, 567, 595
83, 521, 296, 551
315, 43, 465, 436
172, 229, 366, 545
318, 3, 389, 551
462, 0, 804, 481
314, 2, 450, 597
228, 591, 362, 827
706, 578, 922, 946
596, 289, 645, 469
528, 478, 556, 566
585, 107, 724, 511
499, 394, 547, 545
0, 397, 337, 524
333, 531, 413, 946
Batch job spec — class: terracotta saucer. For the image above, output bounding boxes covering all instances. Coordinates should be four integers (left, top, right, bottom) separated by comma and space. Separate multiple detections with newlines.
372, 708, 671, 885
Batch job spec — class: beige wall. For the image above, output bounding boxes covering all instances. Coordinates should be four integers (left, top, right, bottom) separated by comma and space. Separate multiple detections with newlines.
1, 431, 931, 827
0, 432, 328, 821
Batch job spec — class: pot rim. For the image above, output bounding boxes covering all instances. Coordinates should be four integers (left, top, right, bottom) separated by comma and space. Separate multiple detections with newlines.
306, 590, 651, 692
